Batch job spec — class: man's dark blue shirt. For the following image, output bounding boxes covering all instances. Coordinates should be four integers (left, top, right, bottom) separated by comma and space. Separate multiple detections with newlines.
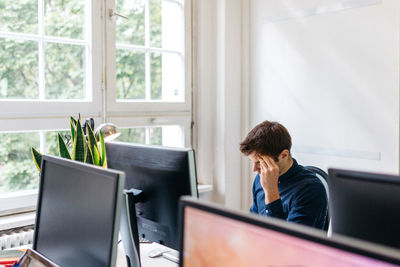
250, 158, 328, 229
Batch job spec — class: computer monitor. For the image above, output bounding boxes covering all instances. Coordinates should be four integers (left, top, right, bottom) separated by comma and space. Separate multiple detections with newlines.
106, 142, 198, 250
178, 197, 400, 267
33, 155, 125, 267
328, 168, 400, 249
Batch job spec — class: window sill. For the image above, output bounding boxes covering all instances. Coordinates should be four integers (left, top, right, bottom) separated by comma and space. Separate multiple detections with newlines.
0, 185, 213, 232
0, 190, 37, 217
0, 211, 35, 232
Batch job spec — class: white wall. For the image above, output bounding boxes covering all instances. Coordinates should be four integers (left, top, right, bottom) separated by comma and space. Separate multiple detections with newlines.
195, 0, 249, 209
250, 0, 399, 175
195, 0, 400, 211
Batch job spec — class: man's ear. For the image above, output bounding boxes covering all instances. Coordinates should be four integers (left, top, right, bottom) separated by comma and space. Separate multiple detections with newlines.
279, 149, 290, 160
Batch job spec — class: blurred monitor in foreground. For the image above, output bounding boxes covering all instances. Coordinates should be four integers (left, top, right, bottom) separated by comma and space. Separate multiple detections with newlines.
178, 198, 400, 267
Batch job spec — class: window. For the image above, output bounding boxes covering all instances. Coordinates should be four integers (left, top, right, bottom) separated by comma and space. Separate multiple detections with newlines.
106, 0, 191, 113
0, 0, 101, 115
0, 0, 192, 216
0, 130, 68, 194
117, 125, 185, 147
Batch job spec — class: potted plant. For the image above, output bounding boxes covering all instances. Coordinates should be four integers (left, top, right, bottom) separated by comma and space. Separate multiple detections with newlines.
31, 115, 107, 172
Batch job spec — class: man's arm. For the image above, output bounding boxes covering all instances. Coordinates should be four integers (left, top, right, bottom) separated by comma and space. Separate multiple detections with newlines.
258, 155, 280, 204
258, 155, 286, 218
287, 183, 328, 229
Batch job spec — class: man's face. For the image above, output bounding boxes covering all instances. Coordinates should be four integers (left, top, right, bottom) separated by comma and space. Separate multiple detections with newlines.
248, 152, 263, 174
248, 152, 281, 175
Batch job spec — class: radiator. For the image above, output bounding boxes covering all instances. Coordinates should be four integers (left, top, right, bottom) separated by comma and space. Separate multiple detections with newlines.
0, 228, 34, 250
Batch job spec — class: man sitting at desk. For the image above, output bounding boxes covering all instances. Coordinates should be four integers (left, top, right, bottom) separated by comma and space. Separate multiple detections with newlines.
240, 120, 327, 229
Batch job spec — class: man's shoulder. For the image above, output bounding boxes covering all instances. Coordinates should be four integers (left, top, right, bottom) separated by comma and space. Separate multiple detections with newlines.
289, 164, 325, 190
294, 172, 327, 200
295, 164, 324, 183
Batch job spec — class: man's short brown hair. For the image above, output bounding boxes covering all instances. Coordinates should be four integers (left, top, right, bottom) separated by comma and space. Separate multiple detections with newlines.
240, 120, 292, 160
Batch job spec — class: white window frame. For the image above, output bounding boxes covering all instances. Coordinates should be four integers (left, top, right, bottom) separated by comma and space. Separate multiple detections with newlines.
0, 0, 193, 217
104, 0, 192, 114
109, 115, 192, 147
0, 0, 102, 119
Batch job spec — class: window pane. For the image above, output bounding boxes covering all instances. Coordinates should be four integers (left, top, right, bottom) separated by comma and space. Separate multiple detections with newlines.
0, 0, 38, 34
159, 52, 184, 101
0, 38, 38, 99
150, 0, 184, 52
46, 130, 70, 156
45, 0, 85, 39
149, 127, 162, 145
151, 52, 161, 99
161, 125, 184, 148
45, 43, 86, 99
150, 52, 184, 101
117, 128, 145, 144
116, 0, 145, 46
0, 132, 40, 194
150, 0, 161, 48
116, 49, 145, 100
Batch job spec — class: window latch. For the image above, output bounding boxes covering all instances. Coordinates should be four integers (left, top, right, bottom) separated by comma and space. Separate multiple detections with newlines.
109, 9, 128, 20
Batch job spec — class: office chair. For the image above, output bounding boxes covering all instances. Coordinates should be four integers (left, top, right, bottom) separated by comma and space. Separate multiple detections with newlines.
304, 166, 330, 232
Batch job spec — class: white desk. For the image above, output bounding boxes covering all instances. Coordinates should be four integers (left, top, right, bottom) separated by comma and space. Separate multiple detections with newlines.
116, 242, 178, 267
14, 242, 177, 267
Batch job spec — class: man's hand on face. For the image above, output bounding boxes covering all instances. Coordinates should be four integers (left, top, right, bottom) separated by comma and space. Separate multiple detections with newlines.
257, 154, 280, 204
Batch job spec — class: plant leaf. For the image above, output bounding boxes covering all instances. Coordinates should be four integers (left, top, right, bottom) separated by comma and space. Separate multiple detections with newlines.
87, 124, 102, 166
72, 119, 87, 163
70, 116, 77, 145
70, 116, 77, 126
92, 145, 100, 166
86, 124, 97, 157
99, 131, 107, 168
31, 147, 42, 172
86, 143, 93, 164
57, 133, 71, 159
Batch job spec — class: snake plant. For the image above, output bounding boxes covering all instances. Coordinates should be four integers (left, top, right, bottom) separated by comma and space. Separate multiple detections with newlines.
31, 115, 107, 172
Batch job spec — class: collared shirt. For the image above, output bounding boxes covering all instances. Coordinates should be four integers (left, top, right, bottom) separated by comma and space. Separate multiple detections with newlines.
250, 159, 328, 229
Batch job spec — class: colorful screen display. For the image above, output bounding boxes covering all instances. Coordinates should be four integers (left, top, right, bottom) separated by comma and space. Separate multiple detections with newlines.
182, 207, 397, 267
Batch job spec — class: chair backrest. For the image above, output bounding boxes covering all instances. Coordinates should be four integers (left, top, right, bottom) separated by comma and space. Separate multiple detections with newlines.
304, 166, 330, 232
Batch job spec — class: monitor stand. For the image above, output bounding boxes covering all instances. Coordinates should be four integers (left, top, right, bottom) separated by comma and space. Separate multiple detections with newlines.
120, 189, 143, 267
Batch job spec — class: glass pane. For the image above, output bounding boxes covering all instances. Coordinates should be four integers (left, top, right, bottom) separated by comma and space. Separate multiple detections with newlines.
0, 132, 40, 193
150, 52, 161, 99
158, 52, 184, 101
150, 0, 161, 48
161, 125, 184, 148
149, 127, 162, 145
117, 128, 145, 144
0, 0, 38, 34
45, 43, 86, 99
116, 49, 145, 100
116, 0, 145, 46
150, 0, 184, 52
0, 38, 38, 99
45, 0, 85, 39
46, 130, 70, 156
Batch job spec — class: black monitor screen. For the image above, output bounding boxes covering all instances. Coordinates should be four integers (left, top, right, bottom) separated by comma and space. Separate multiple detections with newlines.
178, 197, 400, 267
106, 142, 198, 249
33, 155, 125, 267
328, 168, 400, 249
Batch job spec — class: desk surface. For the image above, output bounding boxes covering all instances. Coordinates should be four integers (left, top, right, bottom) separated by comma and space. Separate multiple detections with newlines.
117, 242, 178, 267
13, 242, 178, 267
